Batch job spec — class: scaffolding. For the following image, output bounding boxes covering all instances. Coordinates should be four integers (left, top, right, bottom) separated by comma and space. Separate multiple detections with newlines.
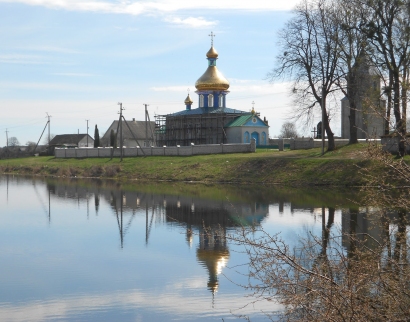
155, 111, 242, 147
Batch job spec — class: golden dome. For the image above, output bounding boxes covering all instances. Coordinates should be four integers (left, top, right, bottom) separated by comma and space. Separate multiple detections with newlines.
184, 93, 193, 105
195, 47, 229, 91
195, 67, 230, 91
206, 46, 218, 58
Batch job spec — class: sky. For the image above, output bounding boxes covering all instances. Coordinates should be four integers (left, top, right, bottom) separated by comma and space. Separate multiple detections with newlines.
0, 0, 341, 146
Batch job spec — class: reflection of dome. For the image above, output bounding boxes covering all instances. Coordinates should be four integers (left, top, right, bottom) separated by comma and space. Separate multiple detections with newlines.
196, 226, 229, 294
195, 46, 230, 91
197, 249, 230, 293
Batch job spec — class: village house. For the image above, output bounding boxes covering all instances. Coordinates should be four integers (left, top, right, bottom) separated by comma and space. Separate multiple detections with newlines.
101, 118, 156, 148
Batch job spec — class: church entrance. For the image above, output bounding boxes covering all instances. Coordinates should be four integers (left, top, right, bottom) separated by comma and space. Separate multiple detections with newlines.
251, 132, 259, 145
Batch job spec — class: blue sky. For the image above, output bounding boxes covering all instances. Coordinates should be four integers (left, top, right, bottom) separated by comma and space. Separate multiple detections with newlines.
0, 0, 339, 146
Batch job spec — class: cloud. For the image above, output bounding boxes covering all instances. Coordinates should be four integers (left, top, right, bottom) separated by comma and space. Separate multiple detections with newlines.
150, 85, 192, 92
164, 16, 217, 28
150, 80, 291, 96
0, 54, 49, 65
0, 285, 282, 321
16, 46, 80, 54
0, 0, 299, 15
51, 73, 96, 77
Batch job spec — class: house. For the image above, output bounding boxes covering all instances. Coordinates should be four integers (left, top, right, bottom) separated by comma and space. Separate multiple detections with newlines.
49, 134, 94, 148
101, 118, 156, 147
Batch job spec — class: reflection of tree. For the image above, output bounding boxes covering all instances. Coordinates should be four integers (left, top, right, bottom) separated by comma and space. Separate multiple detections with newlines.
94, 194, 99, 214
233, 207, 410, 321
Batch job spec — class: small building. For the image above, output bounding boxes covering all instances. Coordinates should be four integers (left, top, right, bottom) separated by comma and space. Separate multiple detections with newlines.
101, 118, 156, 147
49, 134, 94, 148
225, 113, 269, 146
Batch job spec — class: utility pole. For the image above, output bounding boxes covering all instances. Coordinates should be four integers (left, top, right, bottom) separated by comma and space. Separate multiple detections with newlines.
144, 103, 149, 146
46, 113, 52, 145
85, 119, 90, 147
118, 102, 124, 161
5, 129, 8, 147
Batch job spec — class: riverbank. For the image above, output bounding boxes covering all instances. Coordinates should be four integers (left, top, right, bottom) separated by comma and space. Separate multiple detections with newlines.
0, 143, 381, 186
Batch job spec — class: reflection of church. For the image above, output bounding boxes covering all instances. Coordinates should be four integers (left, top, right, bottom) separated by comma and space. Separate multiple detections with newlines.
155, 34, 269, 146
163, 195, 268, 295
46, 179, 269, 295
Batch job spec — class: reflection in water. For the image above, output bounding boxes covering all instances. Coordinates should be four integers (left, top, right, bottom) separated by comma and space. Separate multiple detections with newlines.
45, 178, 269, 296
6, 176, 399, 321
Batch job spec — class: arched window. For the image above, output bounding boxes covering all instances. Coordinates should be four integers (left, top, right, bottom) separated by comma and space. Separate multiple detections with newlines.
244, 131, 250, 143
262, 132, 266, 145
208, 94, 214, 107
219, 94, 223, 107
199, 95, 204, 107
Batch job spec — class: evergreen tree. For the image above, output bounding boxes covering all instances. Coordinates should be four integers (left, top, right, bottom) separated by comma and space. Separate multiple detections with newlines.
110, 129, 117, 148
94, 125, 100, 148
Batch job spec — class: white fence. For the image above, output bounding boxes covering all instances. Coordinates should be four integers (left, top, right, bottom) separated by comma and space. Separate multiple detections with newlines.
55, 140, 256, 158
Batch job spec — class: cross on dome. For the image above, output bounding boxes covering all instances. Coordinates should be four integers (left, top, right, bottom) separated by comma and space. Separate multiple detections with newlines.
209, 31, 216, 46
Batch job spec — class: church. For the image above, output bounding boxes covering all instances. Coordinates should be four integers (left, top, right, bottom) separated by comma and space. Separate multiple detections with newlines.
340, 54, 386, 140
155, 36, 269, 147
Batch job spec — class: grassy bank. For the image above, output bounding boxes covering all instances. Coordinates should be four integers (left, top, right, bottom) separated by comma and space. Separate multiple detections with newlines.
0, 144, 377, 186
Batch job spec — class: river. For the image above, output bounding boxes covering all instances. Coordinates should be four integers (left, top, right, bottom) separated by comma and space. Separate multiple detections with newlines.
0, 175, 368, 321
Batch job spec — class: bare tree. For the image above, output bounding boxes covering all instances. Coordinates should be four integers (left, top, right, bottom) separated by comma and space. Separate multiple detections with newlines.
279, 122, 299, 138
8, 137, 20, 147
360, 0, 410, 155
42, 133, 55, 145
230, 140, 410, 321
270, 0, 342, 151
332, 0, 373, 144
25, 141, 36, 153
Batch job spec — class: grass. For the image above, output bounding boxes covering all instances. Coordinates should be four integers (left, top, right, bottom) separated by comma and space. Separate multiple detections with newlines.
0, 143, 373, 186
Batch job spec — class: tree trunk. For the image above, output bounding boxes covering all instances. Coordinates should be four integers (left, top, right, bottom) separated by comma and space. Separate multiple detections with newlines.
393, 74, 405, 156
402, 66, 408, 134
324, 111, 335, 151
347, 71, 358, 144
349, 100, 358, 144
385, 70, 393, 135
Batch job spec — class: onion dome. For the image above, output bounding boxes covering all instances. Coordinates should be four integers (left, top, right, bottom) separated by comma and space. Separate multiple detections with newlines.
184, 93, 193, 105
206, 46, 218, 58
195, 46, 230, 91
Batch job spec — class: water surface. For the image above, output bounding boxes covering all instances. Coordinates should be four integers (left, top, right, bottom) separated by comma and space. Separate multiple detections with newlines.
0, 176, 359, 321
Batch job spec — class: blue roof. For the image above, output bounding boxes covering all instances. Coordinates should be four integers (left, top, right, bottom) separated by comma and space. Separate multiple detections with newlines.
169, 107, 248, 116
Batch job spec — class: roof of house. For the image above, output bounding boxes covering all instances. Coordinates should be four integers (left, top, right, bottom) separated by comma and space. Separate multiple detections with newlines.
102, 120, 156, 140
49, 134, 93, 146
